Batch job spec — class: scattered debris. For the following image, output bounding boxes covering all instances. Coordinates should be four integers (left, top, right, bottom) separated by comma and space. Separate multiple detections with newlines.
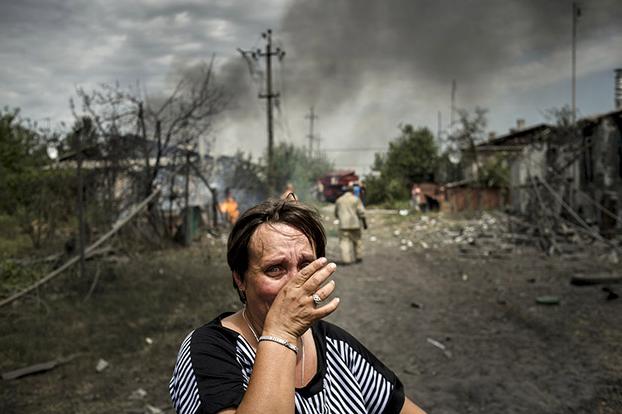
145, 337, 154, 345
1, 354, 80, 380
95, 358, 110, 372
536, 295, 560, 305
410, 301, 422, 309
369, 236, 377, 242
426, 337, 452, 358
144, 404, 164, 414
602, 287, 619, 301
399, 209, 409, 216
129, 388, 148, 400
571, 273, 622, 286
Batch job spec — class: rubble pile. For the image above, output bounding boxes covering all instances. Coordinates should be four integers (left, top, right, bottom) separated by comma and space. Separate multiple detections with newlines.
364, 211, 507, 255
363, 209, 620, 262
505, 211, 621, 262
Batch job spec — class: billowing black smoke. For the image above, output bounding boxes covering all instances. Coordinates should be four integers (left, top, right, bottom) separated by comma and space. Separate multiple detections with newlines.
277, 0, 622, 109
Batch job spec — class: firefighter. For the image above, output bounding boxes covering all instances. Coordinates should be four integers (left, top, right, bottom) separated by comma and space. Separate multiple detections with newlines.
334, 183, 367, 264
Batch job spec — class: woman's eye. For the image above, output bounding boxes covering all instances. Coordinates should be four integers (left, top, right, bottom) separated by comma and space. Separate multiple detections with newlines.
266, 266, 283, 274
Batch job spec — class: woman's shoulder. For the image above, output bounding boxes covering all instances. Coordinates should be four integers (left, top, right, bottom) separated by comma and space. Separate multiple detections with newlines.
185, 311, 241, 347
314, 320, 360, 345
314, 320, 383, 362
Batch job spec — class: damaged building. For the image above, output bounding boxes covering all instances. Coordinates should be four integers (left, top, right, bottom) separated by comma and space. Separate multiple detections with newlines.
477, 106, 622, 237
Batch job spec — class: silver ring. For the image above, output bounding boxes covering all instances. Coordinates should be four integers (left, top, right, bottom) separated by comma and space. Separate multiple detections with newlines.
312, 293, 322, 306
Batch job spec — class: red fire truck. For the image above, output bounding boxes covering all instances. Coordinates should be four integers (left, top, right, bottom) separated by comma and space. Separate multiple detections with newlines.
317, 170, 359, 202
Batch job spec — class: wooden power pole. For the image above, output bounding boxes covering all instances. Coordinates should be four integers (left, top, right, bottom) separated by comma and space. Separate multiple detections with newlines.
571, 2, 581, 125
450, 79, 457, 128
257, 29, 285, 192
306, 106, 318, 157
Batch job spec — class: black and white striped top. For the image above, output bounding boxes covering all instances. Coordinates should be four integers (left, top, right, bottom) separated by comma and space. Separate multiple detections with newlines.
170, 312, 405, 414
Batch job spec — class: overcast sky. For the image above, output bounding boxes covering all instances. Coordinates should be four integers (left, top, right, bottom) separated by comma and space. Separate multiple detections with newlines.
2, 0, 621, 174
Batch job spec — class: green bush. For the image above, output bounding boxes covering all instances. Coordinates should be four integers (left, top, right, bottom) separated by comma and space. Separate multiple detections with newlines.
366, 125, 438, 205
0, 260, 39, 297
9, 168, 75, 248
365, 175, 409, 206
0, 215, 34, 258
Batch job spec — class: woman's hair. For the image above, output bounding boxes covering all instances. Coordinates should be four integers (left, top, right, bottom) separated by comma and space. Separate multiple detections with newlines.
227, 198, 326, 303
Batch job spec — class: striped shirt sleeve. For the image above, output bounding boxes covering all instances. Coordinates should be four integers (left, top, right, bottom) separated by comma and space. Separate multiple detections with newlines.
169, 325, 246, 414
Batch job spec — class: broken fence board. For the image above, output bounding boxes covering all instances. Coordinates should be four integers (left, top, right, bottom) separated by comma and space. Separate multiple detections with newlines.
0, 188, 161, 308
2, 354, 80, 380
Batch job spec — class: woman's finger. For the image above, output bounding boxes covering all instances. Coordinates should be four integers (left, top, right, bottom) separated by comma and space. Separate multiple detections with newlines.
313, 297, 340, 319
293, 257, 328, 287
302, 262, 337, 293
312, 280, 336, 305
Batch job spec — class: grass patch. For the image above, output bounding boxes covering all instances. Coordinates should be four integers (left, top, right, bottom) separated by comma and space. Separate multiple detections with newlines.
366, 198, 412, 210
0, 214, 33, 259
0, 241, 240, 413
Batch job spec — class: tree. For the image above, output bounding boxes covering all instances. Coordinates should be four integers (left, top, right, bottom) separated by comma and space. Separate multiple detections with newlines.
366, 125, 438, 204
0, 108, 74, 248
72, 59, 225, 237
543, 105, 583, 180
268, 143, 334, 200
478, 155, 510, 188
448, 107, 488, 183
0, 108, 46, 206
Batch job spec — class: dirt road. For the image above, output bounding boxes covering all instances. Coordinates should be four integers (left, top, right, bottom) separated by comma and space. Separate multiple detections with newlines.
325, 208, 622, 414
1, 207, 621, 413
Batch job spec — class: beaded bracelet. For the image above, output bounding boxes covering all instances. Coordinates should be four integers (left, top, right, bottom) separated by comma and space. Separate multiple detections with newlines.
258, 335, 299, 354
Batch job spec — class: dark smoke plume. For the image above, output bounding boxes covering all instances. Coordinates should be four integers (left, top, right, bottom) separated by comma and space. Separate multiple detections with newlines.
213, 0, 622, 165
277, 0, 622, 109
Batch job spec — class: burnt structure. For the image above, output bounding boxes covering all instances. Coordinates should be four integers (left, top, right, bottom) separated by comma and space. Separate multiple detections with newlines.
477, 108, 622, 238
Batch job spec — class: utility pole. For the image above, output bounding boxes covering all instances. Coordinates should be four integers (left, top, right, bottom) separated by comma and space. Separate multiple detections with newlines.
256, 29, 285, 192
306, 106, 318, 158
314, 135, 322, 158
571, 2, 581, 124
437, 110, 442, 143
450, 79, 457, 128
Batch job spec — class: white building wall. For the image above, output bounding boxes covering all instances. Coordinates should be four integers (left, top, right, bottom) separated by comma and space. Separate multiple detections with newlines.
510, 145, 547, 214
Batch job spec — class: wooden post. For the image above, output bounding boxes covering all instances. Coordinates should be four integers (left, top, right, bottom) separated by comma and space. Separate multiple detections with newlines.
76, 130, 86, 278
184, 150, 192, 246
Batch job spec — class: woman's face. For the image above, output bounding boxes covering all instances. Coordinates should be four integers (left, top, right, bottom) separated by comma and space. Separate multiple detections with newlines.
240, 222, 316, 319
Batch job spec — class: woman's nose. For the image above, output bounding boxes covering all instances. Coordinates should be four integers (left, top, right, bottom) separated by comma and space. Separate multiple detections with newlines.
286, 268, 298, 281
